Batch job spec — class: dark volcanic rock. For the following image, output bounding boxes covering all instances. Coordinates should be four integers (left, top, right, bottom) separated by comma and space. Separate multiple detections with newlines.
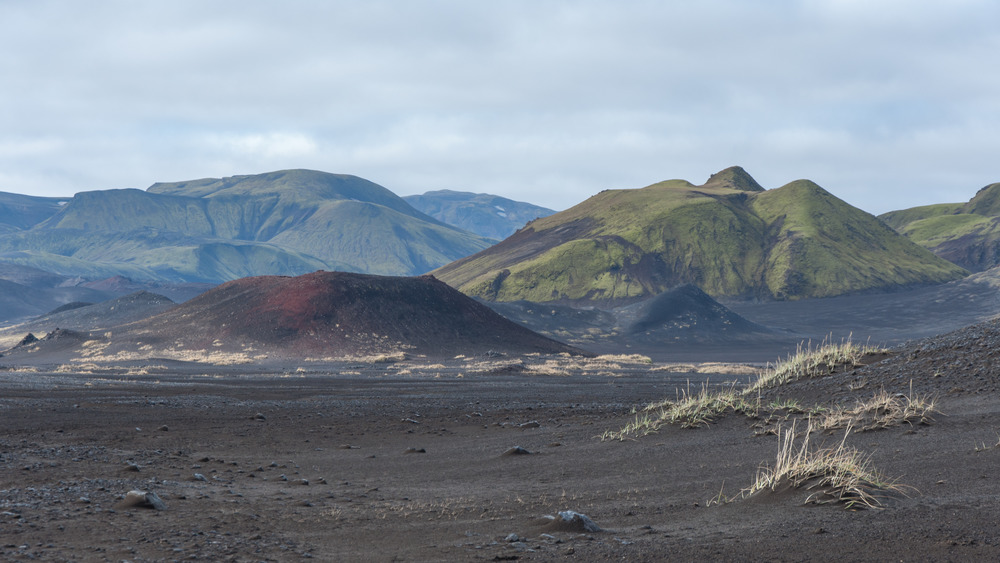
15, 333, 39, 347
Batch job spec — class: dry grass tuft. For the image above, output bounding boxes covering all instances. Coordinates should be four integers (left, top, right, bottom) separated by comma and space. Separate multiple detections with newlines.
601, 382, 757, 440
729, 421, 911, 510
604, 337, 925, 441
816, 386, 938, 433
750, 335, 885, 392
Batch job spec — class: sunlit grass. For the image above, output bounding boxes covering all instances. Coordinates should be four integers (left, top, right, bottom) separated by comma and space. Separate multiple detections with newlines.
722, 421, 912, 510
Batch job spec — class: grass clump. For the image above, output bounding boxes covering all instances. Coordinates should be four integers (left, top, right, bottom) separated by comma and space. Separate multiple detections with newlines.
750, 335, 884, 392
726, 421, 910, 510
817, 386, 938, 433
604, 336, 889, 440
601, 382, 757, 440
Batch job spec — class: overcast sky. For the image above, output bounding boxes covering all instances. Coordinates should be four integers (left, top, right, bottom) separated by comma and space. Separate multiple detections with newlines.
2, 1, 998, 214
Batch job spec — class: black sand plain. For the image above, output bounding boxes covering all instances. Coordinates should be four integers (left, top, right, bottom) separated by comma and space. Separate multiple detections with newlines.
3, 273, 1000, 561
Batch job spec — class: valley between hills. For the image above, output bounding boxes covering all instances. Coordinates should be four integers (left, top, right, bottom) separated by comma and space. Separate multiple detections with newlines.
3, 167, 1000, 561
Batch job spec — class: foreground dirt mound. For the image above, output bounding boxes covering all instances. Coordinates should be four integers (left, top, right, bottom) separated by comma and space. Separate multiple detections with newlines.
757, 315, 1000, 407
119, 271, 582, 359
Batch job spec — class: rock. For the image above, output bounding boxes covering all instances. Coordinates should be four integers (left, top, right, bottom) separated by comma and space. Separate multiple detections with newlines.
403, 447, 426, 454
192, 473, 207, 482
501, 446, 533, 456
518, 421, 540, 429
159, 425, 169, 431
117, 490, 167, 510
253, 413, 266, 421
504, 533, 520, 542
123, 462, 141, 472
537, 510, 602, 533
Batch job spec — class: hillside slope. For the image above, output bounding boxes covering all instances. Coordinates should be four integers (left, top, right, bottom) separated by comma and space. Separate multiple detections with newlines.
435, 167, 966, 303
0, 170, 493, 282
404, 190, 555, 239
87, 271, 583, 360
880, 182, 1000, 272
0, 192, 67, 234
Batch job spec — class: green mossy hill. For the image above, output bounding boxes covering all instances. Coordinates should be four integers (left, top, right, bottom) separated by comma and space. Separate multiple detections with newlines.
879, 182, 1000, 272
2, 170, 493, 282
434, 167, 966, 304
403, 190, 556, 240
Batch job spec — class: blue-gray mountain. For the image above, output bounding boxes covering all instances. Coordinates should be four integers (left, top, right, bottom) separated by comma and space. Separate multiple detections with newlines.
403, 190, 555, 240
0, 192, 68, 234
0, 170, 494, 284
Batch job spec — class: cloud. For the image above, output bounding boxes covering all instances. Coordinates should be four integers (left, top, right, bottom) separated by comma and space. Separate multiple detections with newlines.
1, 1, 999, 214
202, 132, 319, 160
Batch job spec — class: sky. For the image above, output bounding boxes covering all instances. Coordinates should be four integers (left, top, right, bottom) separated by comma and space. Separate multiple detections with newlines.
2, 0, 999, 215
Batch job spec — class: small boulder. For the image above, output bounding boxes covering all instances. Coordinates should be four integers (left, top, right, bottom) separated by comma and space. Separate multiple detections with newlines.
537, 510, 602, 533
117, 490, 167, 511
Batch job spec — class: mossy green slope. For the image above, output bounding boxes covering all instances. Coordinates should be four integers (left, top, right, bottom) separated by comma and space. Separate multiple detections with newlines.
879, 183, 1000, 272
4, 169, 493, 282
434, 167, 966, 303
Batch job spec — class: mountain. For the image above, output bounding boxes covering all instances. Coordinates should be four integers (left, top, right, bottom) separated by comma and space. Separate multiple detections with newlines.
0, 291, 176, 349
0, 264, 119, 325
621, 283, 770, 338
16, 271, 583, 361
0, 169, 494, 283
485, 283, 778, 356
434, 166, 966, 304
0, 192, 67, 234
403, 190, 556, 240
879, 182, 1000, 272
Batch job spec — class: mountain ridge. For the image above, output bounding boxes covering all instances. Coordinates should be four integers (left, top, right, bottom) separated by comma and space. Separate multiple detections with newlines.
434, 167, 966, 303
0, 169, 494, 282
404, 189, 556, 239
880, 182, 1000, 272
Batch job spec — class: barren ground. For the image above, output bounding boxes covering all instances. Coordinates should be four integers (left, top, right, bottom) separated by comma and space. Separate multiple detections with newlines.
3, 353, 1000, 562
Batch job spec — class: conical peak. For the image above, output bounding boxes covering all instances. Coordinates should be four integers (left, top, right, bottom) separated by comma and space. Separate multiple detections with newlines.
702, 166, 765, 192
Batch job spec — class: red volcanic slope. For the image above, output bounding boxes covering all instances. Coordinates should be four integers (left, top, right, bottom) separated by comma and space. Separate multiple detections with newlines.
126, 271, 582, 357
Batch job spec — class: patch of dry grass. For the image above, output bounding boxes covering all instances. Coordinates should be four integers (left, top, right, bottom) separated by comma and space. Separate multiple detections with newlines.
725, 421, 911, 510
652, 362, 760, 376
604, 337, 930, 441
816, 387, 938, 433
750, 335, 884, 392
601, 382, 757, 440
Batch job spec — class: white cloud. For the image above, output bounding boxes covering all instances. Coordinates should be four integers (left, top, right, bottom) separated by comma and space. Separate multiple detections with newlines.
1, 1, 999, 212
203, 132, 319, 159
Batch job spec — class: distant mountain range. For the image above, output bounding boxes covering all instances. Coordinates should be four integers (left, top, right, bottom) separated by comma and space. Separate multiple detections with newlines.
0, 192, 68, 233
0, 169, 494, 283
404, 190, 555, 240
880, 183, 1000, 272
434, 166, 966, 303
